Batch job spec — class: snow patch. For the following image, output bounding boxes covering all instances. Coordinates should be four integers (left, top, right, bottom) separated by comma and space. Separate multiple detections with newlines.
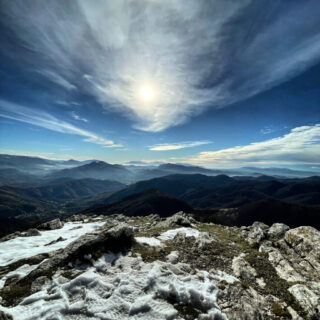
1, 255, 228, 320
158, 227, 201, 241
135, 237, 162, 247
166, 251, 179, 264
0, 222, 104, 266
0, 263, 42, 289
210, 270, 239, 284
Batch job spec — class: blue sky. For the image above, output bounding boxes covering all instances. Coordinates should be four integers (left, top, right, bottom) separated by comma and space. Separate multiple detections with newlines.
0, 0, 320, 168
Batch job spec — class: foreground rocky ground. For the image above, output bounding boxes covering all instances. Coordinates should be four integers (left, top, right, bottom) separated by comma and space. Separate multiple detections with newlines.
0, 212, 319, 319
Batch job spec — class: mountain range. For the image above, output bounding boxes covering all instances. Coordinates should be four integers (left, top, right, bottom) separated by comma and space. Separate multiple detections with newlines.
0, 154, 319, 237
1, 154, 319, 186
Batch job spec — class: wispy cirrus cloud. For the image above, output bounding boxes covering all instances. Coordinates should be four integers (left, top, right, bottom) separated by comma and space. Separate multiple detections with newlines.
150, 140, 211, 151
1, 1, 320, 132
71, 111, 88, 123
38, 70, 77, 91
260, 126, 288, 135
186, 125, 320, 167
0, 99, 121, 148
0, 149, 90, 161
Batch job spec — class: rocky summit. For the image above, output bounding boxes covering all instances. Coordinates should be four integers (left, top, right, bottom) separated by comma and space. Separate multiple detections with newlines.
0, 212, 319, 320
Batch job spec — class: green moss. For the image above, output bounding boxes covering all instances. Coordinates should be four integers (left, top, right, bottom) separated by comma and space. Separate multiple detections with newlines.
196, 222, 307, 318
240, 281, 250, 289
131, 240, 172, 263
271, 302, 291, 318
245, 251, 306, 318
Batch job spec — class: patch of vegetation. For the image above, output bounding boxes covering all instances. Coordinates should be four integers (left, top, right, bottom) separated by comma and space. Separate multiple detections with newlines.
131, 240, 172, 263
271, 302, 291, 318
196, 222, 307, 318
166, 293, 201, 320
129, 216, 179, 238
245, 251, 307, 318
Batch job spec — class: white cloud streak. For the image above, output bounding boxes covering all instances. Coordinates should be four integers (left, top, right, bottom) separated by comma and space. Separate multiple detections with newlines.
0, 149, 90, 161
0, 99, 121, 148
38, 70, 77, 91
186, 125, 320, 166
150, 140, 211, 151
71, 111, 88, 123
1, 1, 320, 132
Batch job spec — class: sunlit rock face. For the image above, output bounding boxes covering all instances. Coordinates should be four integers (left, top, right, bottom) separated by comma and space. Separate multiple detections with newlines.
0, 213, 319, 319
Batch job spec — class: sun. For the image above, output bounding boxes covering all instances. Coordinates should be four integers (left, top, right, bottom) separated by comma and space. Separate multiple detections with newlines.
140, 85, 154, 101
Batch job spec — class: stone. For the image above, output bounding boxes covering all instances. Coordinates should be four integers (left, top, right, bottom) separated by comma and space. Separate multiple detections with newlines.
0, 231, 21, 243
38, 218, 64, 230
289, 282, 320, 318
194, 232, 218, 250
159, 211, 195, 228
252, 221, 269, 230
245, 221, 269, 245
23, 228, 41, 237
45, 236, 66, 246
232, 253, 257, 281
268, 223, 289, 238
285, 226, 320, 272
260, 245, 305, 282
218, 283, 278, 320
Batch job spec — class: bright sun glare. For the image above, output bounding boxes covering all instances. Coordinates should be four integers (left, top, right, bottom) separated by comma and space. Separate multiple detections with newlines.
140, 85, 154, 101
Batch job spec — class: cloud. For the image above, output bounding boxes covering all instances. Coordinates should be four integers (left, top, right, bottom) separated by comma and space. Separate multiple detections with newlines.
56, 100, 81, 107
0, 99, 121, 148
0, 149, 90, 161
38, 70, 77, 91
1, 1, 320, 131
260, 126, 288, 135
150, 140, 211, 151
71, 111, 88, 123
186, 125, 320, 166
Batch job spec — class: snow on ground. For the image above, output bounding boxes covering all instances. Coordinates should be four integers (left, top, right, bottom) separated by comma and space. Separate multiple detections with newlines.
158, 227, 201, 241
0, 263, 42, 289
210, 270, 238, 284
0, 254, 232, 320
0, 222, 104, 267
135, 237, 162, 247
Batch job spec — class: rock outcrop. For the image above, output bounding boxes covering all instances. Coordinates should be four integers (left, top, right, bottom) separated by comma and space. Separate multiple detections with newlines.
158, 211, 195, 228
0, 212, 319, 319
38, 218, 64, 230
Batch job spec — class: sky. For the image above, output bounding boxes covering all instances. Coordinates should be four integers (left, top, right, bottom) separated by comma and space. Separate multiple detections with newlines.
0, 0, 320, 169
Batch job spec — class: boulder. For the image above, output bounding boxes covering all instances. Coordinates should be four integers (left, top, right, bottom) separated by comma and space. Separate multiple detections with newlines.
218, 283, 278, 320
45, 236, 66, 246
65, 214, 87, 222
194, 232, 218, 250
268, 223, 289, 239
245, 222, 269, 245
0, 231, 21, 243
289, 282, 320, 318
160, 211, 195, 228
232, 253, 257, 281
259, 243, 305, 282
23, 229, 41, 237
38, 218, 64, 230
285, 226, 320, 272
